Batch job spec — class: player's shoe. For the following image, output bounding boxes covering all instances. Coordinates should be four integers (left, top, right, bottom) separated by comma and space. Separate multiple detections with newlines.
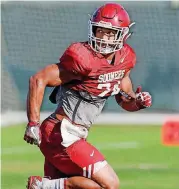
27, 176, 42, 189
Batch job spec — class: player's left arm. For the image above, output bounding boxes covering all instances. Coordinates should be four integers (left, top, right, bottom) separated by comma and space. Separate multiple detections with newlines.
115, 71, 152, 112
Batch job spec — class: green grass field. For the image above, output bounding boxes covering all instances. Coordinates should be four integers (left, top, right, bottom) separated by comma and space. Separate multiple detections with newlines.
1, 124, 179, 189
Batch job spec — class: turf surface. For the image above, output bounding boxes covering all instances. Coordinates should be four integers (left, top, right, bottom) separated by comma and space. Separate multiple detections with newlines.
1, 124, 179, 189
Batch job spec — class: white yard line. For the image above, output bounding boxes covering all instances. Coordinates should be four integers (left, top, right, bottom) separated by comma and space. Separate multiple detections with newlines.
113, 163, 170, 170
96, 141, 140, 150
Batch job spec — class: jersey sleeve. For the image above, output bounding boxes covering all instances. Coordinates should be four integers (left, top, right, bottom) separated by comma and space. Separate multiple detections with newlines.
59, 43, 92, 76
129, 49, 136, 69
126, 45, 137, 69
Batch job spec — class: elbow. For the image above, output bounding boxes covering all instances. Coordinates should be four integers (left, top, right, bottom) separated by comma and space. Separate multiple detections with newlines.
29, 75, 46, 88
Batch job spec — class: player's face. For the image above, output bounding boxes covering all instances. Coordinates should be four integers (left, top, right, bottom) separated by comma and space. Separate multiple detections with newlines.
95, 27, 117, 41
95, 27, 118, 53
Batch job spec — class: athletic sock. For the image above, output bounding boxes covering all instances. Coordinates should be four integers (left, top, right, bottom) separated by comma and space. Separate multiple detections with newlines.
42, 177, 67, 189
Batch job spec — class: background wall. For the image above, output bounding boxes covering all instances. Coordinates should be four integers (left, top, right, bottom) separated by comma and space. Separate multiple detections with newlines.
1, 1, 179, 113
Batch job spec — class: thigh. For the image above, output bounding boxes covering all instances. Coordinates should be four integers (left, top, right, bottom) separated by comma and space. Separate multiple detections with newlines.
66, 139, 106, 178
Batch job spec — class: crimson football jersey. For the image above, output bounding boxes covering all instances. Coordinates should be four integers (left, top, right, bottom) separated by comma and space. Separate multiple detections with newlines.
59, 42, 136, 98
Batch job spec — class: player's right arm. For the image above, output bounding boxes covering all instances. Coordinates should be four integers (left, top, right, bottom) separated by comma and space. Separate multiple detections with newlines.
24, 63, 82, 146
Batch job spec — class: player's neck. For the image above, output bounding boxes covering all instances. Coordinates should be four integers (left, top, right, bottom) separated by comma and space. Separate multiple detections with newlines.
103, 52, 115, 61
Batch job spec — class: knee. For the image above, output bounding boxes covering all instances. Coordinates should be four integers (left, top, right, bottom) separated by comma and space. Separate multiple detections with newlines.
84, 180, 102, 189
103, 176, 120, 189
112, 177, 120, 189
66, 177, 102, 189
91, 184, 102, 189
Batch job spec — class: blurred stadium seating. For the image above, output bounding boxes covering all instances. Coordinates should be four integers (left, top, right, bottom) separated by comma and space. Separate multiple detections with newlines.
1, 1, 179, 115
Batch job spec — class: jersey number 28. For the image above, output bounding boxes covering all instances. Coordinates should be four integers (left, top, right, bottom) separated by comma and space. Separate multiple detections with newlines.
97, 81, 121, 97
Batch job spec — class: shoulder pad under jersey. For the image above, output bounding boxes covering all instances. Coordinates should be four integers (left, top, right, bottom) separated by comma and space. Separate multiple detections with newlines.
59, 42, 92, 76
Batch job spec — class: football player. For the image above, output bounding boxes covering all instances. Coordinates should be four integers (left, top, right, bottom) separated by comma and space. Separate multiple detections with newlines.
24, 3, 152, 189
